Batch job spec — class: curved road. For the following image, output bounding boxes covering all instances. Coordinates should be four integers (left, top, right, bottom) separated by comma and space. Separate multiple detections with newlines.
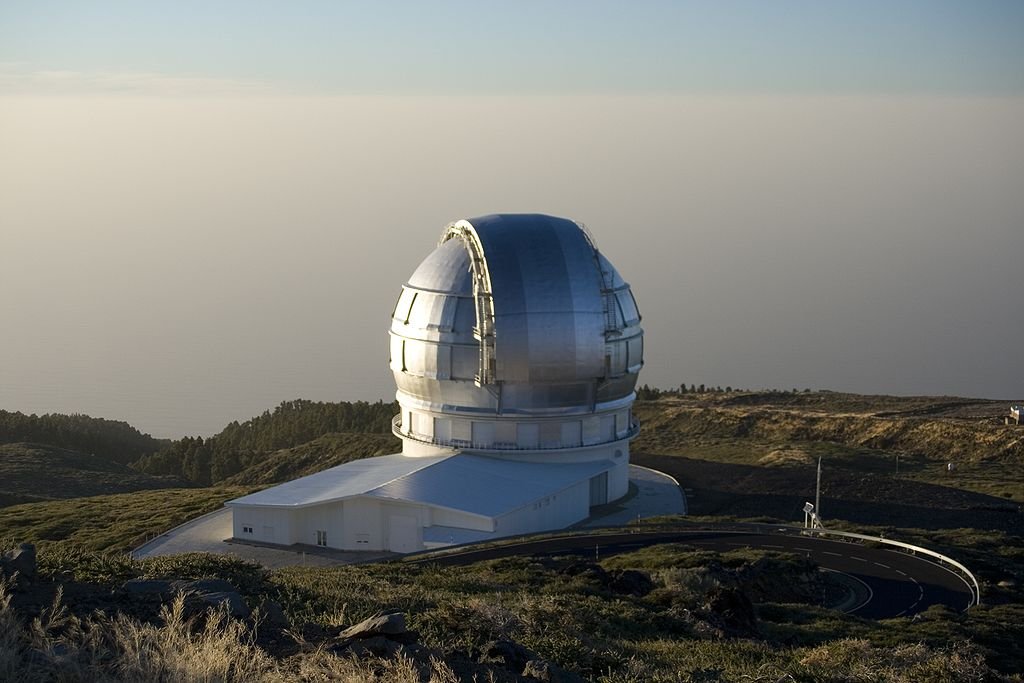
407, 529, 974, 619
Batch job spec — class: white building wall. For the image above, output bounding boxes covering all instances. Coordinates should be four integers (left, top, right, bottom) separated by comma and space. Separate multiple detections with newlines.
294, 502, 345, 549
607, 457, 630, 501
430, 507, 494, 532
494, 479, 591, 536
232, 456, 630, 553
231, 505, 296, 546
340, 497, 386, 550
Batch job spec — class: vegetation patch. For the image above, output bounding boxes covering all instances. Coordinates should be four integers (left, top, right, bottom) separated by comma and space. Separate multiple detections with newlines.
0, 486, 252, 554
1, 542, 1016, 682
0, 442, 188, 508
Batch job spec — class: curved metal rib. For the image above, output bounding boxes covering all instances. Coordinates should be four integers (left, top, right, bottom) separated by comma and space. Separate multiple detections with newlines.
441, 221, 497, 385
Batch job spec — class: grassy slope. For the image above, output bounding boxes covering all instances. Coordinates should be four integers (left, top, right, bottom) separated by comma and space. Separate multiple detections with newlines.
5, 540, 1019, 681
0, 486, 252, 553
632, 392, 1024, 533
0, 442, 189, 508
2, 391, 1023, 678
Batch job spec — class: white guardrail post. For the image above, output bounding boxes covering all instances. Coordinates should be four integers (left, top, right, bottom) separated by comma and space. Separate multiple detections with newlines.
802, 527, 982, 608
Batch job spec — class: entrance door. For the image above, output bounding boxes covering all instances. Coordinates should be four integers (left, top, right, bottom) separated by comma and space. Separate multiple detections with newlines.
387, 515, 420, 553
589, 472, 609, 507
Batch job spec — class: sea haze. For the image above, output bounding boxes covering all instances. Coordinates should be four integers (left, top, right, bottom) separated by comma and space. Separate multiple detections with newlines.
1, 95, 1021, 437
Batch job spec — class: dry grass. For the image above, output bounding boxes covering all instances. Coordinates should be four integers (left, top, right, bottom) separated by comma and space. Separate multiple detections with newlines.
0, 577, 462, 682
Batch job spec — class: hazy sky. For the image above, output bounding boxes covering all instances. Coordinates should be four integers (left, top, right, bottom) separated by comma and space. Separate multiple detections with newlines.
2, 3, 1022, 437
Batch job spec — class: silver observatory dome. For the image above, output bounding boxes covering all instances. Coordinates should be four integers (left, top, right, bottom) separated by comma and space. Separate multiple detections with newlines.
390, 214, 643, 459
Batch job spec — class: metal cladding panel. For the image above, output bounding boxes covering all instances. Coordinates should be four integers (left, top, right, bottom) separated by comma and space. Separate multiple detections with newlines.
226, 453, 451, 507
467, 214, 605, 384
405, 238, 473, 294
229, 451, 615, 519
371, 454, 614, 518
390, 213, 644, 415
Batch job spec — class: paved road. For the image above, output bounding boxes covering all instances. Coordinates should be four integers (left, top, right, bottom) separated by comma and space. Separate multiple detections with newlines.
407, 529, 974, 620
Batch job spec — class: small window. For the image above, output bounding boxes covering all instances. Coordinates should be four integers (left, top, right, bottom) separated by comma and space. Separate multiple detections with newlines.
316, 530, 327, 547
616, 290, 641, 325
404, 292, 419, 324
242, 525, 253, 535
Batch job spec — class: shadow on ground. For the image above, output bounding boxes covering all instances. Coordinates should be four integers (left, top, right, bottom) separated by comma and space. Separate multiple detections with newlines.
634, 453, 1023, 534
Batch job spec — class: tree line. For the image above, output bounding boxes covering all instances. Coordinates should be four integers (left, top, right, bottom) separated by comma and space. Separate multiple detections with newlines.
132, 399, 398, 486
0, 410, 164, 465
635, 384, 815, 400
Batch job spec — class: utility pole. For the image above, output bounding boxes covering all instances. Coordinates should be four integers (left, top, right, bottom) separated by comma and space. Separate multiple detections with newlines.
815, 457, 822, 522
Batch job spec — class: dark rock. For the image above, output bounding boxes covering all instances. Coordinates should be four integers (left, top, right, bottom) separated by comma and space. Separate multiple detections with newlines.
702, 584, 758, 637
2, 543, 37, 580
523, 659, 587, 683
199, 591, 251, 618
340, 611, 409, 639
174, 578, 239, 594
254, 598, 289, 628
119, 579, 175, 595
338, 635, 403, 658
609, 569, 654, 597
485, 638, 537, 674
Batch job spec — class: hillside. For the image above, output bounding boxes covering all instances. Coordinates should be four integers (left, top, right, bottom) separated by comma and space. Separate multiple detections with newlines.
2, 538, 1021, 681
133, 399, 399, 485
0, 443, 188, 508
223, 432, 401, 486
631, 392, 1024, 534
633, 392, 1024, 463
0, 410, 166, 465
1, 391, 1023, 680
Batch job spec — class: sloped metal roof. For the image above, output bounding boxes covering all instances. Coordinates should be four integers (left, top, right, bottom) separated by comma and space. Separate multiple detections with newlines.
373, 454, 613, 518
226, 451, 613, 518
226, 453, 451, 508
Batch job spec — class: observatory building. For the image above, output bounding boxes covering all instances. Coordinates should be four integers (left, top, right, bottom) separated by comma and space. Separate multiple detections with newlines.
227, 214, 644, 552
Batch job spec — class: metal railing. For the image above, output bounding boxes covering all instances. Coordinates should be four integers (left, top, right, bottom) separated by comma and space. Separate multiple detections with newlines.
392, 414, 640, 452
800, 527, 982, 607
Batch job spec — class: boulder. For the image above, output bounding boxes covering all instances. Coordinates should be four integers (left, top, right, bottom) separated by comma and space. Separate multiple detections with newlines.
175, 578, 239, 594
340, 612, 409, 639
254, 598, 289, 628
336, 635, 403, 659
120, 579, 175, 595
1, 543, 37, 580
199, 590, 251, 618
